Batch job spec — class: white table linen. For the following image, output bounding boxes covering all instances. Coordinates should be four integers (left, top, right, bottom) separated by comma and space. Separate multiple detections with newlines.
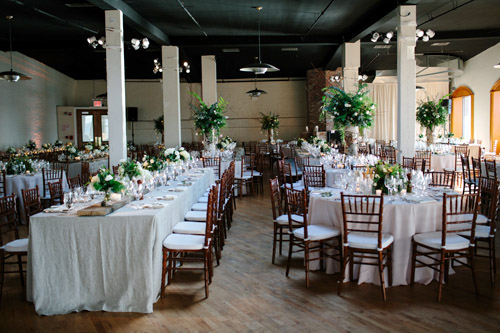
431, 154, 455, 172
27, 168, 213, 315
308, 188, 446, 286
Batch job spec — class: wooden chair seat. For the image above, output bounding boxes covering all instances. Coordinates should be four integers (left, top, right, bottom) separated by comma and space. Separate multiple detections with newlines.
347, 232, 394, 250
163, 234, 206, 251
293, 225, 340, 241
3, 238, 28, 252
184, 210, 207, 221
275, 214, 303, 225
414, 231, 470, 250
172, 221, 206, 235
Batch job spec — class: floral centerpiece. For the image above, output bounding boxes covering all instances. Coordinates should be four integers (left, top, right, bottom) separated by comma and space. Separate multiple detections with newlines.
321, 83, 376, 156
26, 139, 37, 150
6, 157, 35, 175
307, 136, 331, 153
6, 146, 17, 155
372, 161, 405, 194
118, 160, 152, 182
88, 167, 126, 204
54, 139, 63, 147
297, 138, 305, 147
216, 136, 236, 151
163, 147, 180, 164
178, 147, 191, 161
416, 95, 449, 146
65, 142, 79, 159
84, 143, 94, 152
260, 112, 280, 143
190, 91, 228, 145
153, 115, 164, 142
142, 155, 165, 172
42, 143, 52, 150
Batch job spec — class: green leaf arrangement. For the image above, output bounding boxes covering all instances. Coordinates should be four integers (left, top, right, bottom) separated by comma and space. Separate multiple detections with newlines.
260, 112, 280, 130
142, 155, 165, 172
189, 92, 228, 137
320, 83, 376, 130
90, 167, 125, 193
416, 95, 450, 131
6, 156, 35, 175
372, 161, 405, 194
153, 115, 164, 135
118, 160, 142, 180
26, 139, 37, 150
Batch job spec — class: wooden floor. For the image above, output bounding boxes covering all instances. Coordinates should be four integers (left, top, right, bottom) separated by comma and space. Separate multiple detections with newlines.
2, 172, 500, 332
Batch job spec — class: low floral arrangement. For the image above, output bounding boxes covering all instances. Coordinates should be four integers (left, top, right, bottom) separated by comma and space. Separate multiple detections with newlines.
190, 91, 228, 139
118, 160, 152, 182
42, 143, 52, 150
6, 146, 16, 154
54, 139, 63, 147
163, 147, 180, 164
26, 139, 37, 150
65, 142, 79, 159
178, 147, 191, 161
372, 161, 405, 194
297, 138, 305, 147
84, 143, 94, 151
320, 83, 376, 131
142, 155, 165, 172
260, 112, 280, 130
6, 157, 35, 175
306, 136, 331, 153
216, 136, 235, 150
127, 142, 136, 151
446, 132, 454, 138
88, 167, 125, 195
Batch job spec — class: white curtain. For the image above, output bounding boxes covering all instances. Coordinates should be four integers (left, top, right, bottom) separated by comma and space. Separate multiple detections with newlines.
366, 81, 449, 141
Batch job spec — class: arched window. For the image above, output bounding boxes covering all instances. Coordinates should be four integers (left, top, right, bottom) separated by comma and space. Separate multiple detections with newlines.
491, 79, 500, 155
451, 86, 474, 142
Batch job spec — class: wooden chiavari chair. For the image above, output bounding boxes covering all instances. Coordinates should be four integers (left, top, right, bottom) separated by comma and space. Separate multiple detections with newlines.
42, 168, 63, 199
425, 170, 456, 189
411, 193, 480, 301
202, 157, 221, 180
51, 161, 69, 177
402, 157, 415, 169
302, 165, 326, 189
338, 193, 393, 301
81, 161, 90, 184
415, 150, 431, 171
48, 181, 64, 206
0, 193, 27, 300
68, 175, 82, 189
21, 186, 42, 227
0, 170, 6, 198
161, 185, 217, 299
461, 155, 478, 194
485, 159, 497, 180
253, 153, 264, 194
234, 154, 255, 198
284, 187, 342, 288
383, 146, 396, 164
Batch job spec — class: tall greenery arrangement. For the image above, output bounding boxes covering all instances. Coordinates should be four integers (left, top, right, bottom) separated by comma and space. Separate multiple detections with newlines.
189, 92, 228, 137
320, 83, 376, 130
416, 95, 449, 131
153, 115, 164, 136
260, 112, 280, 130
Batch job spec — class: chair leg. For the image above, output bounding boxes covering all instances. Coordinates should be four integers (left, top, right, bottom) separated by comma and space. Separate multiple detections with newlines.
204, 252, 209, 299
17, 255, 24, 287
470, 248, 479, 296
387, 245, 393, 287
438, 251, 445, 302
0, 252, 4, 302
410, 241, 416, 285
161, 248, 167, 298
305, 242, 310, 288
286, 235, 294, 277
337, 247, 348, 296
319, 242, 324, 271
278, 226, 283, 256
168, 251, 173, 285
349, 251, 354, 282
378, 251, 387, 302
490, 237, 496, 286
272, 223, 278, 264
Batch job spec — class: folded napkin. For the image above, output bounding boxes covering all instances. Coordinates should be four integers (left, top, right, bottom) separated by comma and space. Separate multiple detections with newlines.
44, 205, 69, 213
169, 188, 186, 192
156, 195, 176, 201
178, 182, 193, 186
130, 203, 164, 210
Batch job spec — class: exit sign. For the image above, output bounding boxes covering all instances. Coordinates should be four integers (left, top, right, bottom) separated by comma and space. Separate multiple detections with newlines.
93, 100, 102, 107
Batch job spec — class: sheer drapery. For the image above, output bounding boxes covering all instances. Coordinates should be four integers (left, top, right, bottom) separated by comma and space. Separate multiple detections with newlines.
366, 82, 449, 141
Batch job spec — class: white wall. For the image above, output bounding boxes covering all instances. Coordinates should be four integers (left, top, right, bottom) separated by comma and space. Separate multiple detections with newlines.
0, 51, 77, 149
453, 42, 500, 149
73, 79, 307, 145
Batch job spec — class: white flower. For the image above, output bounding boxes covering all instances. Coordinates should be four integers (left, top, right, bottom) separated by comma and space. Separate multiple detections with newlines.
105, 175, 113, 182
164, 148, 175, 156
142, 156, 146, 162
118, 166, 125, 175
353, 112, 358, 116
150, 159, 154, 164
91, 175, 99, 183
180, 150, 190, 160
174, 151, 180, 159
345, 103, 351, 107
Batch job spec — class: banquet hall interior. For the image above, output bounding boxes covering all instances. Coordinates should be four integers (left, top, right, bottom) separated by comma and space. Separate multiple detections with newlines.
1, 0, 500, 331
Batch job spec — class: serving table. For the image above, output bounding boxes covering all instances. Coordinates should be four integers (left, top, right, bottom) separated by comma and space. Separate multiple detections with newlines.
27, 168, 213, 315
308, 188, 452, 286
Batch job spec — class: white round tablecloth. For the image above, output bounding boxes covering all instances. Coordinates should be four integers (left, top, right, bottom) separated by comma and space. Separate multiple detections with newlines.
431, 154, 455, 172
307, 188, 445, 286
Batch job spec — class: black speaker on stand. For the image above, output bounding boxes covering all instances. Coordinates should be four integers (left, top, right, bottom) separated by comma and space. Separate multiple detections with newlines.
127, 107, 138, 144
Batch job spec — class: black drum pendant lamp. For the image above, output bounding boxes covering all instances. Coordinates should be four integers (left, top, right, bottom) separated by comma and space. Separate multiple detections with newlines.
0, 16, 32, 82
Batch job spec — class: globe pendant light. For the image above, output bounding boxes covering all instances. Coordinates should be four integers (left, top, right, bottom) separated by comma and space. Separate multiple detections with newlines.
240, 7, 279, 75
0, 16, 32, 82
246, 78, 268, 97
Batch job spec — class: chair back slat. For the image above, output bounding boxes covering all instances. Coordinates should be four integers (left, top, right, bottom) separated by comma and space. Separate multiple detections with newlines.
284, 186, 307, 237
203, 157, 221, 179
269, 177, 282, 220
426, 170, 455, 188
42, 168, 63, 198
21, 185, 42, 228
48, 180, 64, 206
303, 165, 325, 189
0, 170, 6, 197
484, 160, 497, 180
0, 193, 20, 247
478, 178, 499, 235
442, 193, 480, 245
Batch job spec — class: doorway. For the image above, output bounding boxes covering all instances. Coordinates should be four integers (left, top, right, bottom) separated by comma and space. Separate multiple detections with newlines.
491, 79, 500, 155
76, 109, 109, 149
451, 86, 474, 142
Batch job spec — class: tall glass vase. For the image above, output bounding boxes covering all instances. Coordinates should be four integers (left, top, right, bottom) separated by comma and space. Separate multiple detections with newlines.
267, 128, 274, 143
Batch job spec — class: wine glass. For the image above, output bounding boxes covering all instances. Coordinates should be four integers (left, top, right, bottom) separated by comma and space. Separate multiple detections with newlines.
64, 192, 74, 209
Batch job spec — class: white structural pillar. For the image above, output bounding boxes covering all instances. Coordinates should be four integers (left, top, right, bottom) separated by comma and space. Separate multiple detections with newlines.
397, 5, 417, 160
342, 40, 360, 94
201, 55, 217, 104
162, 45, 182, 147
105, 10, 127, 166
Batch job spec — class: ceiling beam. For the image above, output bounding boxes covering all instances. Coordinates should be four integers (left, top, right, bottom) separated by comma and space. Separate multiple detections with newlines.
87, 0, 170, 45
170, 35, 341, 47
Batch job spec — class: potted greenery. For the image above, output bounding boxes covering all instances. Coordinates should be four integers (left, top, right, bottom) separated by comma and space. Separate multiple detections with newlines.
260, 112, 280, 143
189, 92, 228, 146
416, 95, 449, 146
320, 83, 376, 156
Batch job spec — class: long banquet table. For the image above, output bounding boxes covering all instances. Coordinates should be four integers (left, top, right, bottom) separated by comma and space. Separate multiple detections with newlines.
27, 168, 214, 315
308, 188, 449, 286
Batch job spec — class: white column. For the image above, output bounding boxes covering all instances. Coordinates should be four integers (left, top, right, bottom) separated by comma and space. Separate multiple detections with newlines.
397, 5, 417, 161
105, 10, 127, 166
342, 41, 360, 93
162, 45, 181, 148
201, 55, 217, 104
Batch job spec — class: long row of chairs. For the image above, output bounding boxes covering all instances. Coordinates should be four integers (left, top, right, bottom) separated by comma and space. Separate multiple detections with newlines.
270, 168, 500, 301
161, 161, 236, 298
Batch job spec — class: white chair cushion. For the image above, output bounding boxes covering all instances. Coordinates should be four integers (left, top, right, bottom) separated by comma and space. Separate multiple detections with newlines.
163, 233, 205, 250
448, 214, 488, 224
4, 238, 28, 252
347, 232, 394, 250
191, 202, 208, 211
293, 225, 340, 241
185, 210, 207, 222
235, 175, 253, 180
459, 225, 492, 239
173, 221, 206, 235
202, 192, 209, 197
198, 197, 209, 203
275, 214, 304, 226
414, 231, 470, 250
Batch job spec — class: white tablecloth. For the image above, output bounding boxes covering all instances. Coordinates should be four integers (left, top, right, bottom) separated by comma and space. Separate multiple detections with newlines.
308, 188, 444, 286
67, 158, 109, 179
27, 168, 214, 315
5, 172, 69, 223
431, 154, 455, 172
325, 169, 349, 187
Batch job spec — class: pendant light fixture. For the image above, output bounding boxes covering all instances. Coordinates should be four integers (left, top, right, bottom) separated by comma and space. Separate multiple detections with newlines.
0, 16, 32, 82
240, 6, 279, 75
246, 78, 268, 97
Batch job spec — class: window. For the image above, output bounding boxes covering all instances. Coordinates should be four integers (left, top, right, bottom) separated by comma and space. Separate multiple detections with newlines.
451, 86, 474, 141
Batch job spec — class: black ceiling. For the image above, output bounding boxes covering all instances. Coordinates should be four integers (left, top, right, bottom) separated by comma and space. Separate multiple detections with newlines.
1, 0, 499, 82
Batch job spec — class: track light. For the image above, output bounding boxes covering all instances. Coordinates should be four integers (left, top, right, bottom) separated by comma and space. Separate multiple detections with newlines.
415, 28, 436, 42
383, 37, 390, 44
131, 38, 141, 50
358, 74, 368, 81
330, 75, 342, 83
87, 36, 96, 44
98, 37, 106, 46
385, 31, 394, 39
153, 58, 162, 74
416, 29, 424, 38
142, 38, 149, 49
425, 29, 435, 38
371, 32, 380, 42
422, 35, 429, 42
